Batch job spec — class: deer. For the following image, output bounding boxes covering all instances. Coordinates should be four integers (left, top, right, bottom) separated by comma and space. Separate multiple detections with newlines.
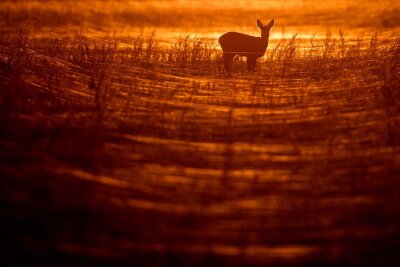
218, 19, 275, 75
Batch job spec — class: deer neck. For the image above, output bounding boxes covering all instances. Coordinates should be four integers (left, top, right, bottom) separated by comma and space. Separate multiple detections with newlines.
258, 36, 269, 51
261, 33, 270, 46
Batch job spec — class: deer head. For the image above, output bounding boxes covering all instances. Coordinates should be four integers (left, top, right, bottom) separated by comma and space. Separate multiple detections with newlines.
257, 19, 275, 41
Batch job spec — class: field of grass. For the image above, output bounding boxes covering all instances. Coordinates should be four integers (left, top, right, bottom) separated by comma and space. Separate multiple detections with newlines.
1, 0, 400, 266
1, 27, 400, 266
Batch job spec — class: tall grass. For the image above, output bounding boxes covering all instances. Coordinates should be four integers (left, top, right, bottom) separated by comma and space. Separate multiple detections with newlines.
1, 28, 400, 266
2, 29, 400, 118
1, 29, 399, 168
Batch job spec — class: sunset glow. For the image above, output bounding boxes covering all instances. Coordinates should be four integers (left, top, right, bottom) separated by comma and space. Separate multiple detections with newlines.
1, 1, 400, 266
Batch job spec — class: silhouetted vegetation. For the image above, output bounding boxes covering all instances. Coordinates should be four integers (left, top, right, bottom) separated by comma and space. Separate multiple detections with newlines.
2, 0, 400, 266
1, 25, 400, 266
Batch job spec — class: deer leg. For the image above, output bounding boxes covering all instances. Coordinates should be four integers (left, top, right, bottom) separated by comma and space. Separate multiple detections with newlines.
246, 57, 252, 71
247, 57, 256, 72
223, 53, 235, 75
252, 58, 257, 71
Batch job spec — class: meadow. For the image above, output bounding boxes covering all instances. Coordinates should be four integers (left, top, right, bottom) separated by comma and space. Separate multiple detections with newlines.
1, 1, 400, 266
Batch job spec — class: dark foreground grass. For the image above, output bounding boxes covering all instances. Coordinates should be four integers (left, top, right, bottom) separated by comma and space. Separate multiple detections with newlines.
1, 29, 400, 266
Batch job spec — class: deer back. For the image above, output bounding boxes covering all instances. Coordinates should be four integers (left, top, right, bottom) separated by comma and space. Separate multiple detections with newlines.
219, 32, 268, 57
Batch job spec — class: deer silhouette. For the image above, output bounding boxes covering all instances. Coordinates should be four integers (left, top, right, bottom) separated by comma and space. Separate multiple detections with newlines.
219, 19, 275, 74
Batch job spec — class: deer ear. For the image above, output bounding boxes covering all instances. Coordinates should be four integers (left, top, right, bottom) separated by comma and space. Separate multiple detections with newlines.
267, 19, 275, 29
257, 19, 263, 29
